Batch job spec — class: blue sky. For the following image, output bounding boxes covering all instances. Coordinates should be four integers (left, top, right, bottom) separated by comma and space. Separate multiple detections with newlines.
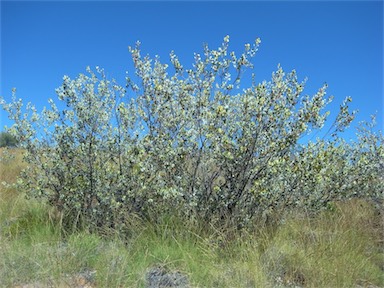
1, 1, 383, 141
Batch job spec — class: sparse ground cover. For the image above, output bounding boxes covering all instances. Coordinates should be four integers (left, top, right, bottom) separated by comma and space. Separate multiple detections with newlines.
0, 148, 383, 287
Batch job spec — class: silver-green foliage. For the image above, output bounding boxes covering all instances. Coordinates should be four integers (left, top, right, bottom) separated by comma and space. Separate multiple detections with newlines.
1, 36, 382, 230
254, 117, 383, 217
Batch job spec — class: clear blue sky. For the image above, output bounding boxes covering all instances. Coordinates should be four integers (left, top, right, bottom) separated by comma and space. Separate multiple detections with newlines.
1, 1, 383, 141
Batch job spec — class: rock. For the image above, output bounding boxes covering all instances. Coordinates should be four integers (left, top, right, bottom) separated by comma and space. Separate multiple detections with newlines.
145, 266, 189, 288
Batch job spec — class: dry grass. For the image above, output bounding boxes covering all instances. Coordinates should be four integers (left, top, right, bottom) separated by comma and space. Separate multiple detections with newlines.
0, 148, 26, 198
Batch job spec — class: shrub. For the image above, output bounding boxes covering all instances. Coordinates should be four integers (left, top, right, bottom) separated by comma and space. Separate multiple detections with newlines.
1, 36, 382, 232
0, 131, 18, 147
253, 121, 383, 218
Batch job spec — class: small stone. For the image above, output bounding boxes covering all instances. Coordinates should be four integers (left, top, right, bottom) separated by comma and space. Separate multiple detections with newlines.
145, 266, 189, 288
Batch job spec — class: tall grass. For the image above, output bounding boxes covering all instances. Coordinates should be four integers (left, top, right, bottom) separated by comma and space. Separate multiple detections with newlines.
0, 148, 383, 287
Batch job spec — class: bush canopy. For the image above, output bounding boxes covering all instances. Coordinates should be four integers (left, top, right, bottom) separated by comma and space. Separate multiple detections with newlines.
1, 36, 383, 232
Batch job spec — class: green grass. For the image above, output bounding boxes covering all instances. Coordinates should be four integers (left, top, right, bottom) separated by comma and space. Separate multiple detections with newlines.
0, 148, 383, 287
261, 202, 384, 287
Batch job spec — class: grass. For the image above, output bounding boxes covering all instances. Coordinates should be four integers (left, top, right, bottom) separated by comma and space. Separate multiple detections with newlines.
261, 202, 384, 287
0, 147, 383, 287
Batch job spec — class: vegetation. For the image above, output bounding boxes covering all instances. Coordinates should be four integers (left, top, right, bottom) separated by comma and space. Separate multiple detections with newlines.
0, 148, 383, 287
0, 36, 383, 286
0, 131, 18, 148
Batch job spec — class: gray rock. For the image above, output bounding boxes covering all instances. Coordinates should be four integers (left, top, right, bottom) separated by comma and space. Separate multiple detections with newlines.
145, 266, 189, 288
